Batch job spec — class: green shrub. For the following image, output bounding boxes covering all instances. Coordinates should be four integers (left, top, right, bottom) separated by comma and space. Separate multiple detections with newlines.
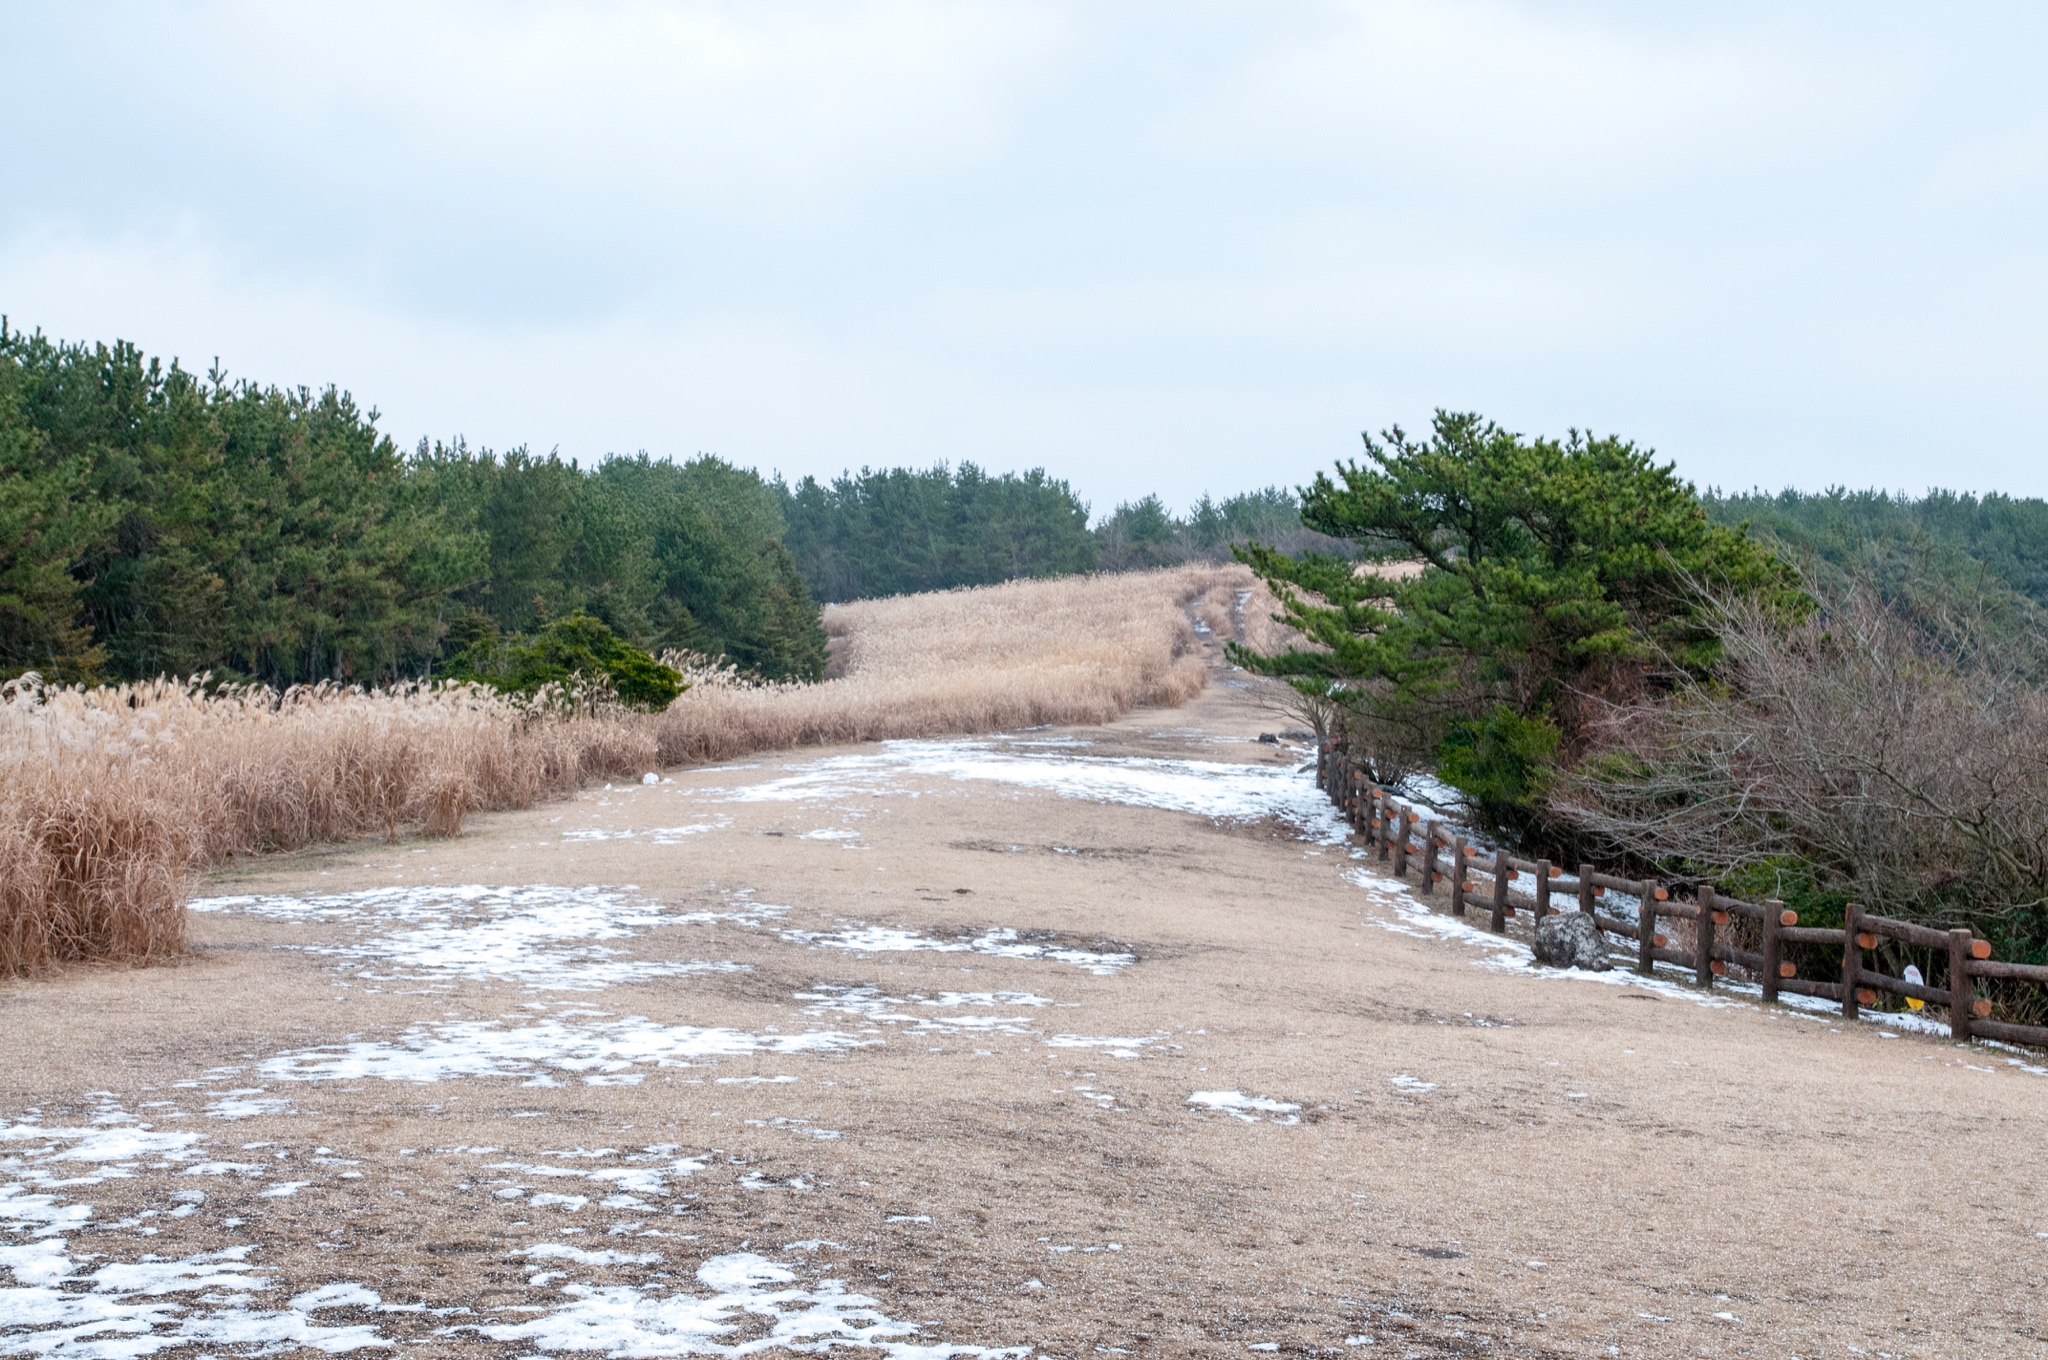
445, 612, 683, 711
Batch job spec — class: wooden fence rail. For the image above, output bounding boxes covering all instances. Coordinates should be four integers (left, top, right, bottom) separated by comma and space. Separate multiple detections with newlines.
1316, 741, 2048, 1051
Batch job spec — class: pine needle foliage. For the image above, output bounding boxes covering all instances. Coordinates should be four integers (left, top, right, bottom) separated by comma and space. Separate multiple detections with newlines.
1232, 410, 1800, 837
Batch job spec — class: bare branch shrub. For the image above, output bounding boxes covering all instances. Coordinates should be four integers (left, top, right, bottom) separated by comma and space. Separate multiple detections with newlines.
1556, 584, 2048, 944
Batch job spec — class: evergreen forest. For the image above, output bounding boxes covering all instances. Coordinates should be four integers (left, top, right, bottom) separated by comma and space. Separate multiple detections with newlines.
0, 326, 826, 686
12, 322, 2048, 703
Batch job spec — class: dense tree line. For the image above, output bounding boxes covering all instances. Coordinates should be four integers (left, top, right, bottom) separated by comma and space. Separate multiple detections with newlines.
777, 465, 1340, 602
1092, 487, 1346, 572
1705, 487, 2048, 661
776, 463, 1097, 602
0, 325, 825, 686
1705, 486, 2048, 604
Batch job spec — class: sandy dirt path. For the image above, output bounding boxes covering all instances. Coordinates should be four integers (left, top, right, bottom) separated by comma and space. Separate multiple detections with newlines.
4, 653, 2045, 1358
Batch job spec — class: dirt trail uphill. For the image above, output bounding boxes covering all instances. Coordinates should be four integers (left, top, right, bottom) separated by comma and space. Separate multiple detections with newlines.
4, 657, 2044, 1359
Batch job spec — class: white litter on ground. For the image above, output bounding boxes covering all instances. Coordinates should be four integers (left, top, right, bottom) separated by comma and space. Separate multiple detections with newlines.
783, 926, 1133, 975
190, 884, 747, 992
260, 1016, 871, 1086
1187, 1091, 1301, 1125
474, 1250, 1028, 1358
1388, 1075, 1437, 1094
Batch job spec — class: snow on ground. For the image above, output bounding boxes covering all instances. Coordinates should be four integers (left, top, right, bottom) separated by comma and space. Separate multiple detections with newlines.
1343, 863, 2048, 1054
3, 1110, 1024, 1358
479, 1145, 712, 1209
260, 1013, 872, 1087
782, 926, 1133, 975
563, 820, 729, 844
477, 1250, 1029, 1358
190, 884, 750, 992
796, 986, 1058, 1036
1185, 1092, 1300, 1125
698, 739, 1349, 844
1043, 1036, 1162, 1060
3, 742, 1367, 1357
0, 1111, 398, 1357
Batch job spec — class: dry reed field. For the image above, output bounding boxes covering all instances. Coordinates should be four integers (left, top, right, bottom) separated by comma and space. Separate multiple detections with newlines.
0, 565, 1285, 976
652, 563, 1286, 763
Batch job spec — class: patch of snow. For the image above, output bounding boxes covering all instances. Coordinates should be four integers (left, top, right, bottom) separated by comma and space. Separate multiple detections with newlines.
189, 883, 745, 992
261, 1016, 872, 1086
784, 925, 1132, 975
478, 1251, 1027, 1357
1187, 1091, 1300, 1125
521, 1243, 664, 1267
796, 985, 1053, 1035
207, 1092, 291, 1121
701, 739, 1352, 845
1044, 1035, 1158, 1060
484, 1149, 710, 1199
0, 1114, 394, 1355
564, 822, 729, 844
1346, 866, 1997, 1043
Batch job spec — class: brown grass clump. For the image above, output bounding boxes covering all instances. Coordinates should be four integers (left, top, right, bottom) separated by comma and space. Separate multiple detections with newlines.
0, 678, 653, 975
2, 565, 1274, 975
649, 564, 1275, 764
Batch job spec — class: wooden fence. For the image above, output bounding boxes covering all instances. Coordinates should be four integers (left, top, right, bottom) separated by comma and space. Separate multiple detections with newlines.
1318, 742, 2048, 1051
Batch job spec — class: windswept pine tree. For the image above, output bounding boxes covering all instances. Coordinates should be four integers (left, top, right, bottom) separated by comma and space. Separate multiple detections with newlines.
1233, 411, 1799, 837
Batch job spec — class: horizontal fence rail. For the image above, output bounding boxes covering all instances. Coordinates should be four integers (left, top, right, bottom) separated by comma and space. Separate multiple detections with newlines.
1317, 742, 2048, 1051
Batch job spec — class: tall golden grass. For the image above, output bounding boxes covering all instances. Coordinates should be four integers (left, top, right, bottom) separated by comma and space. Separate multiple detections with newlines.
0, 564, 1285, 975
650, 563, 1279, 762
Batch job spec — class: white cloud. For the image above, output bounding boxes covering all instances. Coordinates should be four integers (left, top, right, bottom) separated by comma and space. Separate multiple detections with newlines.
1175, 0, 1882, 194
4, 2, 2048, 504
48, 0, 1067, 216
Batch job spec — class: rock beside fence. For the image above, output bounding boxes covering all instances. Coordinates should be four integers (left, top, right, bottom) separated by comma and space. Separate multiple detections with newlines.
1534, 912, 1612, 971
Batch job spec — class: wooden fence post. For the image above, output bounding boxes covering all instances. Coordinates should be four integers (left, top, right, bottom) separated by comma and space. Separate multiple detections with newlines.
1578, 864, 1595, 914
1535, 860, 1551, 921
1949, 928, 1975, 1043
1420, 821, 1440, 896
1840, 902, 1863, 1020
1760, 898, 1785, 1004
1392, 811, 1410, 878
1489, 851, 1509, 934
1696, 885, 1717, 990
1637, 882, 1657, 976
1449, 836, 1467, 916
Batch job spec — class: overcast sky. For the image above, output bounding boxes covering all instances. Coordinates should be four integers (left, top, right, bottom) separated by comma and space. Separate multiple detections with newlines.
5, 2, 2046, 513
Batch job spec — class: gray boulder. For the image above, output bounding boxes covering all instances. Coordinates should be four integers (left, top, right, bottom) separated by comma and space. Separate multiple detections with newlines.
1533, 911, 1612, 971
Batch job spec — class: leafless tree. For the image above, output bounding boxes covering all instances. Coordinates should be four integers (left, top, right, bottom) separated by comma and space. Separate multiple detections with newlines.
1556, 583, 2048, 936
